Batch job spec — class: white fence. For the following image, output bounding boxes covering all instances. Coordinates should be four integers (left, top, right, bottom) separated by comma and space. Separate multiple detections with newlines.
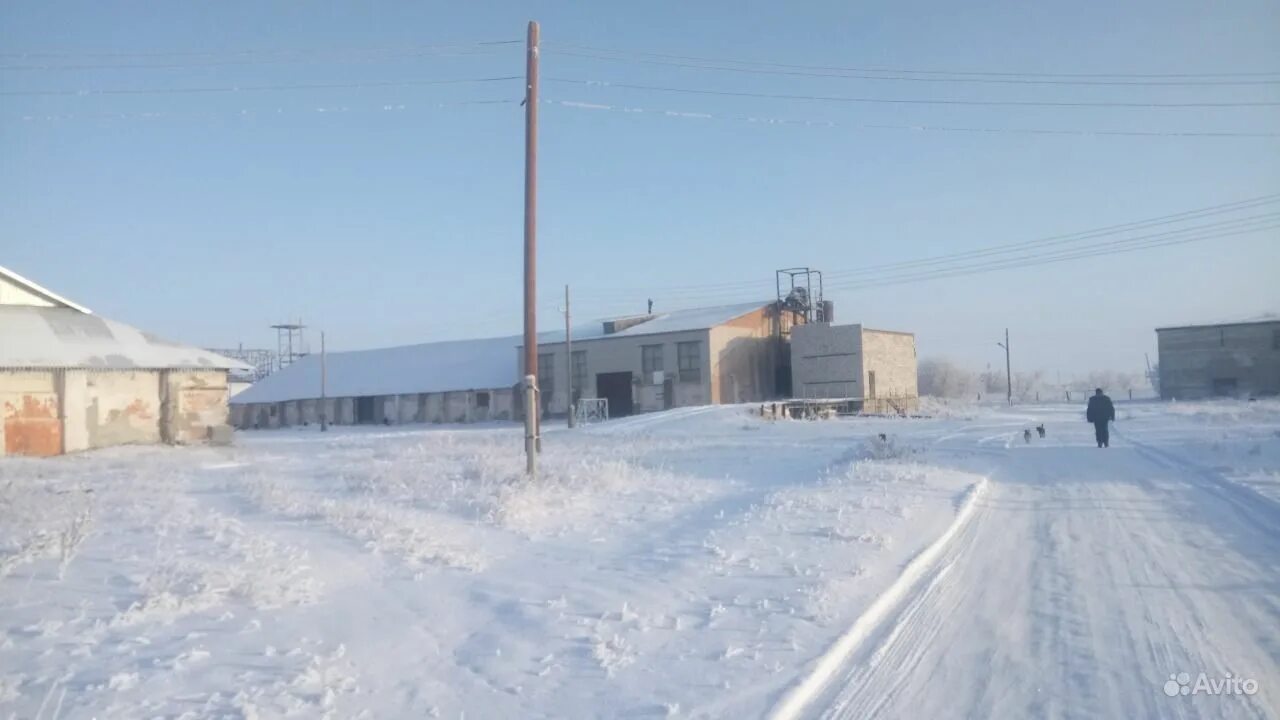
574, 398, 609, 425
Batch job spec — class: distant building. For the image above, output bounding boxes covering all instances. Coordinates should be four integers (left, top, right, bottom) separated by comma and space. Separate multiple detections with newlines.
229, 336, 519, 428
1155, 316, 1280, 399
0, 265, 247, 457
526, 302, 789, 417
790, 323, 919, 413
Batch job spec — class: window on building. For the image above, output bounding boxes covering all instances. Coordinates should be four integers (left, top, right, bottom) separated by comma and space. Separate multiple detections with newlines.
475, 391, 490, 408
677, 341, 702, 383
537, 353, 555, 396
641, 344, 664, 381
572, 350, 587, 400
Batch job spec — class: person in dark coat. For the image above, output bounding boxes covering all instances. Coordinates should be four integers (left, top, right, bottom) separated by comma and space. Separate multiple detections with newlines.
1085, 388, 1116, 448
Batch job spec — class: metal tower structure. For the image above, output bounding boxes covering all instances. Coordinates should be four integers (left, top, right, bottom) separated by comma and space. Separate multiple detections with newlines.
271, 321, 307, 370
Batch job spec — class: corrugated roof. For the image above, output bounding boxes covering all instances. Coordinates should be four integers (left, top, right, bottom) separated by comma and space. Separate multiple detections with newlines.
0, 305, 250, 371
233, 301, 772, 405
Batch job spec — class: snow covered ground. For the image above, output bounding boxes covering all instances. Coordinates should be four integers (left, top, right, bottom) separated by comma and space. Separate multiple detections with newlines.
2, 400, 1277, 719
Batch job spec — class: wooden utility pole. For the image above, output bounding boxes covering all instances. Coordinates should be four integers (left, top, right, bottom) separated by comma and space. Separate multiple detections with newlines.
319, 331, 328, 431
523, 20, 540, 475
565, 284, 574, 428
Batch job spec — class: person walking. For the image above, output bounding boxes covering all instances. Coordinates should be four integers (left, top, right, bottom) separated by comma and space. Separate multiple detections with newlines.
1086, 388, 1116, 448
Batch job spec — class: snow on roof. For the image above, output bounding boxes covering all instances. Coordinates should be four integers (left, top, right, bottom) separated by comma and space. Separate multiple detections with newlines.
231, 335, 519, 405
535, 301, 769, 345
0, 264, 92, 313
0, 305, 250, 370
1156, 312, 1280, 331
233, 302, 773, 405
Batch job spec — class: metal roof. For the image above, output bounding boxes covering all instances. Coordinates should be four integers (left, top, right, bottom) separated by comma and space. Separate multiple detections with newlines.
231, 335, 519, 405
1155, 313, 1280, 332
0, 305, 250, 371
233, 302, 773, 405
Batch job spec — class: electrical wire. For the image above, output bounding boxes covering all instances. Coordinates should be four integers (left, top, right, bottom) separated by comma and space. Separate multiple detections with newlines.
545, 77, 1280, 109
11, 98, 517, 123
547, 97, 1280, 138
549, 48, 1280, 87
578, 220, 1276, 312
566, 194, 1280, 299
0, 39, 522, 60
545, 42, 1280, 81
0, 74, 522, 97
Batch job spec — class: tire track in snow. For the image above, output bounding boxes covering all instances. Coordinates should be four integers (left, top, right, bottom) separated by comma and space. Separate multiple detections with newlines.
766, 477, 990, 720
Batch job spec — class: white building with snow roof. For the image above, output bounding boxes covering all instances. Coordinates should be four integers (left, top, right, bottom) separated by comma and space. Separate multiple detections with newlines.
231, 301, 795, 428
0, 264, 249, 457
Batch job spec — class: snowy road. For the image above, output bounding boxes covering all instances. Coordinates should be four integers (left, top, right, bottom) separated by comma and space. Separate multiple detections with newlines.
778, 405, 1280, 720
2, 400, 1277, 718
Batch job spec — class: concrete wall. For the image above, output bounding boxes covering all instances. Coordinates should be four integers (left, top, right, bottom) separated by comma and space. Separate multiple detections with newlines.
530, 328, 713, 416
1157, 322, 1280, 400
230, 387, 515, 430
84, 370, 161, 449
861, 329, 918, 405
2, 368, 232, 457
166, 370, 233, 444
791, 323, 862, 400
790, 324, 918, 411
709, 306, 780, 404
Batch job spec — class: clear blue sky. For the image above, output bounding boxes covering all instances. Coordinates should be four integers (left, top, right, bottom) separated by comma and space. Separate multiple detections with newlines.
3, 0, 1278, 376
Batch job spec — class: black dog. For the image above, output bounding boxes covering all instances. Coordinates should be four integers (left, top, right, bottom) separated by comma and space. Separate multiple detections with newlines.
1023, 429, 1032, 444
1036, 424, 1046, 438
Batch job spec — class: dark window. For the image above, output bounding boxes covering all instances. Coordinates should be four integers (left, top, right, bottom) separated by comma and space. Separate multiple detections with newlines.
641, 344, 664, 381
572, 350, 587, 399
475, 392, 490, 408
677, 341, 702, 383
538, 353, 555, 396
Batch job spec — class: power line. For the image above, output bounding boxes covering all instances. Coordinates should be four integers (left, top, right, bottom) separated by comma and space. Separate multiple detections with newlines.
545, 77, 1280, 109
547, 97, 1280, 139
0, 39, 522, 60
549, 48, 1280, 87
838, 221, 1279, 291
0, 75, 522, 97
545, 42, 1280, 81
568, 194, 1280, 296
0, 43, 521, 72
827, 215, 1280, 290
567, 196, 1280, 302
579, 221, 1275, 312
11, 98, 517, 123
